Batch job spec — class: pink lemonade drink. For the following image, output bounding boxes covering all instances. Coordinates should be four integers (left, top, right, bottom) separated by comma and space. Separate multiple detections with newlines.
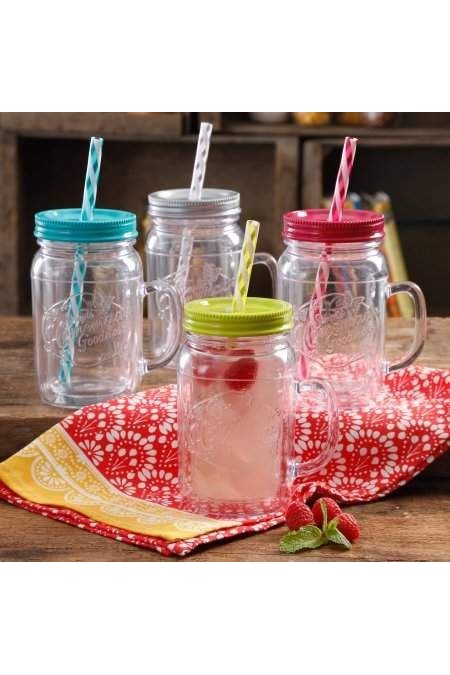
177, 297, 338, 520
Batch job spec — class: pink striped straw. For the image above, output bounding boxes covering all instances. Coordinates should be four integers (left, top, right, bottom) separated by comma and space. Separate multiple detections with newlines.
299, 137, 358, 378
328, 137, 358, 221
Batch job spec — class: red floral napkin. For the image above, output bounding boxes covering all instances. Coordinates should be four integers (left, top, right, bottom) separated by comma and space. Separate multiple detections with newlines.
0, 366, 449, 556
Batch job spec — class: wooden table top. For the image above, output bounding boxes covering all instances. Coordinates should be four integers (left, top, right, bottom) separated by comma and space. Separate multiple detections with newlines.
1, 317, 449, 562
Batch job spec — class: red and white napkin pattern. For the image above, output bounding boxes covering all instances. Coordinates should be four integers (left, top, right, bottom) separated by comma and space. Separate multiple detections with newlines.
0, 366, 449, 556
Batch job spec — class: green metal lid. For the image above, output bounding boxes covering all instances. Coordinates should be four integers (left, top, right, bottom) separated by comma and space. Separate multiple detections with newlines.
183, 297, 293, 337
34, 208, 138, 243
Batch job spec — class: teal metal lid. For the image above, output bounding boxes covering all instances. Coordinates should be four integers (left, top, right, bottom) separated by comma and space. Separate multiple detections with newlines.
34, 208, 138, 243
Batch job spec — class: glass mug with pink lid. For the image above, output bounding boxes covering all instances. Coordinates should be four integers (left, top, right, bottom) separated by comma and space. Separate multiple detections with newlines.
177, 297, 338, 519
277, 209, 427, 407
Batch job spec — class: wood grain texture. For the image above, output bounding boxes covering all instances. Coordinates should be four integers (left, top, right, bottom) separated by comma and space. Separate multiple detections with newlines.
0, 316, 449, 562
197, 113, 223, 131
1, 478, 449, 561
272, 138, 299, 257
0, 112, 184, 139
0, 131, 19, 314
223, 122, 450, 138
0, 317, 448, 462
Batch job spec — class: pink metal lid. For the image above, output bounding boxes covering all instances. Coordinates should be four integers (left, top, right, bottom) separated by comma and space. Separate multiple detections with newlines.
282, 209, 385, 244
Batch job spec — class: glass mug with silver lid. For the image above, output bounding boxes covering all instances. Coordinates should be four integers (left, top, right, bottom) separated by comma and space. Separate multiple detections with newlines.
146, 188, 277, 365
32, 208, 181, 407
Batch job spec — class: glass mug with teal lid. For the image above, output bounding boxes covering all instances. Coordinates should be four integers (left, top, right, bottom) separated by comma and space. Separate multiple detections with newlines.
32, 209, 181, 407
177, 297, 338, 519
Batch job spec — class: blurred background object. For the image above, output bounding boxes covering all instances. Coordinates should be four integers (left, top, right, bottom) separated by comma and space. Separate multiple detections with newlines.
292, 112, 331, 126
249, 112, 291, 124
335, 112, 396, 127
0, 111, 449, 316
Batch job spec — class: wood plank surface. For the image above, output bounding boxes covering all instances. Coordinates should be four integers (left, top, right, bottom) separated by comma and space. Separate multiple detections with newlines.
223, 122, 450, 138
0, 131, 20, 314
1, 478, 449, 561
0, 317, 449, 562
1, 317, 448, 461
0, 112, 184, 139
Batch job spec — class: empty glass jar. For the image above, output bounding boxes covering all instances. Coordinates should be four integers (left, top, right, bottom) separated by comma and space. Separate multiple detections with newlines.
178, 297, 338, 519
278, 209, 427, 407
146, 188, 277, 365
32, 208, 180, 408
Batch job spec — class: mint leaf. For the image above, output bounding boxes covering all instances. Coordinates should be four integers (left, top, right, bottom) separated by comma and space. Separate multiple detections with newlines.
280, 525, 326, 554
325, 526, 352, 550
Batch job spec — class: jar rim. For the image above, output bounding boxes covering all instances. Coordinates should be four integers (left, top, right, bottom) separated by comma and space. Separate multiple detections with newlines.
283, 208, 384, 244
148, 188, 241, 220
183, 297, 293, 337
34, 208, 138, 243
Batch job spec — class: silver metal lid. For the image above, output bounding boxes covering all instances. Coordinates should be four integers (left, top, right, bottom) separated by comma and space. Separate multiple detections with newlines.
148, 188, 240, 219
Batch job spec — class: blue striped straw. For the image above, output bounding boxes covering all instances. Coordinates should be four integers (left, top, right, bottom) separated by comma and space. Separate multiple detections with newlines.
59, 137, 103, 385
81, 137, 103, 220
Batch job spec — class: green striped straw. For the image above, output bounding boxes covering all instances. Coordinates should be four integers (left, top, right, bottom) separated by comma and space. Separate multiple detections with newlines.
232, 219, 260, 312
59, 137, 104, 385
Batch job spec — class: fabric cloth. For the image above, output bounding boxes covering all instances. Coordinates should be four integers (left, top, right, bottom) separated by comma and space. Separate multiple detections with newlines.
0, 366, 449, 556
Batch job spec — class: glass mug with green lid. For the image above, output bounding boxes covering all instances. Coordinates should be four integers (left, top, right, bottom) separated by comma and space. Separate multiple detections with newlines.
177, 297, 338, 519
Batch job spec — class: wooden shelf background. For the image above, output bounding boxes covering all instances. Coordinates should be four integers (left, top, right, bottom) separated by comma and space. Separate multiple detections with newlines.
1, 112, 450, 315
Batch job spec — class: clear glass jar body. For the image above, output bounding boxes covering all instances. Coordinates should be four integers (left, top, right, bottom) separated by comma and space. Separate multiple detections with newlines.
31, 239, 180, 407
146, 213, 243, 363
278, 239, 426, 407
178, 332, 295, 519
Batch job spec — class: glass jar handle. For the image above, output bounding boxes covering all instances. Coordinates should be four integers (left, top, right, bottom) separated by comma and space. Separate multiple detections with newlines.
140, 279, 182, 372
385, 281, 427, 373
291, 378, 339, 479
253, 251, 278, 297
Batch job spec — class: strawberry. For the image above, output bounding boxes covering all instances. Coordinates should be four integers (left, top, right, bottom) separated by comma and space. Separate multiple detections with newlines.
285, 501, 315, 531
224, 357, 258, 392
312, 497, 341, 527
336, 512, 360, 542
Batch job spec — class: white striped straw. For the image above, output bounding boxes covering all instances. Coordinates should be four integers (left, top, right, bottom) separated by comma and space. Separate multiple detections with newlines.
175, 230, 194, 302
189, 122, 213, 200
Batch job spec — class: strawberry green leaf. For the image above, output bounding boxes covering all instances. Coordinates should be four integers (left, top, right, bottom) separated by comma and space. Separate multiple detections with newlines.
320, 500, 328, 530
326, 527, 352, 550
280, 525, 326, 554
327, 516, 339, 530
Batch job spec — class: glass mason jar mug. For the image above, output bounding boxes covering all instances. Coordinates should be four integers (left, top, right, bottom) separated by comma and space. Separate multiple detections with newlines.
178, 297, 338, 520
32, 209, 181, 408
278, 209, 427, 407
146, 189, 277, 365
